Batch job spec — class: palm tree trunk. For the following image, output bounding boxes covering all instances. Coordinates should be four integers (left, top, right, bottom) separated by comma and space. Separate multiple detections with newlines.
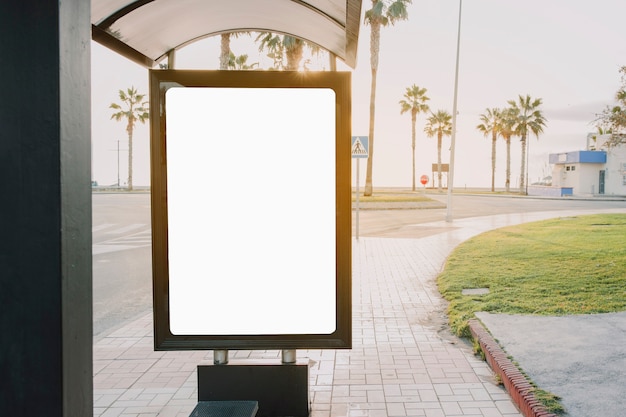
491, 131, 497, 192
286, 43, 304, 70
437, 134, 442, 191
519, 136, 527, 194
411, 113, 416, 191
365, 21, 381, 197
505, 136, 511, 192
220, 34, 230, 70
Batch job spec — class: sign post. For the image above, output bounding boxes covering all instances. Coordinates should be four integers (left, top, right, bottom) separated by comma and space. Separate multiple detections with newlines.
351, 136, 369, 240
420, 174, 429, 193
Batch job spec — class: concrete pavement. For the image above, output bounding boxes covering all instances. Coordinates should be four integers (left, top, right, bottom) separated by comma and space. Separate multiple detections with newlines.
93, 207, 626, 417
475, 311, 626, 417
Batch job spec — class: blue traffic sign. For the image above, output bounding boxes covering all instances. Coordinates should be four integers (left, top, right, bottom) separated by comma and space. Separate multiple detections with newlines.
351, 136, 369, 159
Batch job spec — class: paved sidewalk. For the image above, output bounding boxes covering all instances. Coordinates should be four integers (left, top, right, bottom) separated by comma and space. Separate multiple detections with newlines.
93, 209, 623, 417
475, 310, 626, 417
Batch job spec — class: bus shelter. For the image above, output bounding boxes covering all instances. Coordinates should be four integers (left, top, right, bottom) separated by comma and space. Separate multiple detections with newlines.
2, 1, 362, 416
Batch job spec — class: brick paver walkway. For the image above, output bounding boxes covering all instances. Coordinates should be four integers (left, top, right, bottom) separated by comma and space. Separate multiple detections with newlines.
95, 210, 619, 417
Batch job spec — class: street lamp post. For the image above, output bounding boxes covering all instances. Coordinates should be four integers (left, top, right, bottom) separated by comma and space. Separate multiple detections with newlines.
117, 139, 120, 187
110, 139, 127, 187
446, 0, 463, 223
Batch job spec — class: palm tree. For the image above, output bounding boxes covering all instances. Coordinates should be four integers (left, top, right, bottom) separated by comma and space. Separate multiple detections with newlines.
220, 33, 231, 70
508, 94, 547, 194
399, 85, 430, 191
110, 87, 149, 191
596, 66, 626, 147
476, 108, 501, 192
219, 32, 251, 70
363, 0, 411, 196
227, 52, 258, 70
424, 110, 452, 191
283, 36, 306, 70
256, 33, 314, 70
499, 107, 517, 193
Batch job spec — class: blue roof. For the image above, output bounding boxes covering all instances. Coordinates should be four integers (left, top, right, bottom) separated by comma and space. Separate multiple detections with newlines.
549, 150, 606, 164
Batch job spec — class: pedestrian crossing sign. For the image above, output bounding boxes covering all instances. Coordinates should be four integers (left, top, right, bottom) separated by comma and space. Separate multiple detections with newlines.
351, 136, 369, 158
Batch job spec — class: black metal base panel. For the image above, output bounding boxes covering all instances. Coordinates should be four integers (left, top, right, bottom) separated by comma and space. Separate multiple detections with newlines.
197, 359, 310, 417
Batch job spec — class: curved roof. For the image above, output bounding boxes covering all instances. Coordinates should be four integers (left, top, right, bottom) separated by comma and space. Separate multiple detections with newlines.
92, 0, 362, 68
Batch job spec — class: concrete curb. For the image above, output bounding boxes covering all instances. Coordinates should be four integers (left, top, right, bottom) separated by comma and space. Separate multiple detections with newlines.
352, 199, 447, 210
469, 319, 558, 417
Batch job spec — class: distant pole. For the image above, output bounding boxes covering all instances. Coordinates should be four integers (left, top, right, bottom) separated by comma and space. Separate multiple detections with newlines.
355, 159, 360, 240
117, 140, 120, 187
525, 138, 530, 195
446, 0, 463, 223
110, 140, 127, 188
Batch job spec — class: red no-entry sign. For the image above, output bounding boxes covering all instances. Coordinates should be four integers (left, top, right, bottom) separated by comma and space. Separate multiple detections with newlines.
420, 175, 429, 185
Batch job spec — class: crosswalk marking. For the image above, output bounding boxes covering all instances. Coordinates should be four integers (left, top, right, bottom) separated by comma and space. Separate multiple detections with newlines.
104, 223, 146, 234
93, 244, 140, 256
93, 223, 151, 255
119, 235, 151, 242
92, 223, 116, 232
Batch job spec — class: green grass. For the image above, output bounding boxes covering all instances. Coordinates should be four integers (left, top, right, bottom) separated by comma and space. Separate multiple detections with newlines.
438, 213, 626, 414
351, 188, 521, 203
437, 213, 626, 338
532, 388, 565, 414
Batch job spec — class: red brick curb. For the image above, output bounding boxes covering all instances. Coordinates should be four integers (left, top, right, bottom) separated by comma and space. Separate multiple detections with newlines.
468, 319, 558, 417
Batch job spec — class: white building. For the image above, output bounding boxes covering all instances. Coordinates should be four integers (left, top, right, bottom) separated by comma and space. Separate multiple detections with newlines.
545, 134, 626, 197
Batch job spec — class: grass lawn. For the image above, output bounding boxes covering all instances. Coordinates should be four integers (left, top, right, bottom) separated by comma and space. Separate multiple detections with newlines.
437, 213, 626, 338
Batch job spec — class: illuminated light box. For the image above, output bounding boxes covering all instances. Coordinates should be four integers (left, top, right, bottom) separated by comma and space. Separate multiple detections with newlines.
149, 70, 352, 350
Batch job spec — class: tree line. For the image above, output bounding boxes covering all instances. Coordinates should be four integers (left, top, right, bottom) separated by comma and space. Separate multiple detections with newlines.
107, 0, 626, 196
108, 31, 324, 190
398, 65, 626, 196
399, 84, 547, 194
109, 0, 413, 192
361, 2, 622, 196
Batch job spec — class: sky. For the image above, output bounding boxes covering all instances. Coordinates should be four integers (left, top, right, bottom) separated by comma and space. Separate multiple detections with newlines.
91, 0, 626, 189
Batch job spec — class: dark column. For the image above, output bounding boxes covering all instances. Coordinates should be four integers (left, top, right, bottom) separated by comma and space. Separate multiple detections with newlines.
0, 1, 93, 416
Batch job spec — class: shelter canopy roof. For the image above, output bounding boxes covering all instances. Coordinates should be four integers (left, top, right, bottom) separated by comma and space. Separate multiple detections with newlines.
92, 0, 362, 68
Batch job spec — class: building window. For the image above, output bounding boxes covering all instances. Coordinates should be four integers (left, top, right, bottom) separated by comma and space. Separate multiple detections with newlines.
571, 166, 576, 171
566, 166, 570, 171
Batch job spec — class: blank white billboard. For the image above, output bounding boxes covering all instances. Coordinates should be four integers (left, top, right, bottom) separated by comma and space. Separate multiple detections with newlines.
165, 87, 336, 335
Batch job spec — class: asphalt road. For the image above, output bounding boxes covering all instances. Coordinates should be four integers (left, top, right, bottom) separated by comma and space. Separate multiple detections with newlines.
92, 192, 152, 339
353, 191, 626, 238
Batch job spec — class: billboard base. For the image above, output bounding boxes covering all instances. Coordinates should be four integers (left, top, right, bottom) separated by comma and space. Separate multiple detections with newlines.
197, 359, 310, 417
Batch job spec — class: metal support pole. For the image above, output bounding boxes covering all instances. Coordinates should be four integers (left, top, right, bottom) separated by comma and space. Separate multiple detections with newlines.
214, 350, 229, 365
117, 140, 120, 187
355, 158, 360, 240
282, 349, 296, 364
446, 0, 463, 223
167, 49, 176, 69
